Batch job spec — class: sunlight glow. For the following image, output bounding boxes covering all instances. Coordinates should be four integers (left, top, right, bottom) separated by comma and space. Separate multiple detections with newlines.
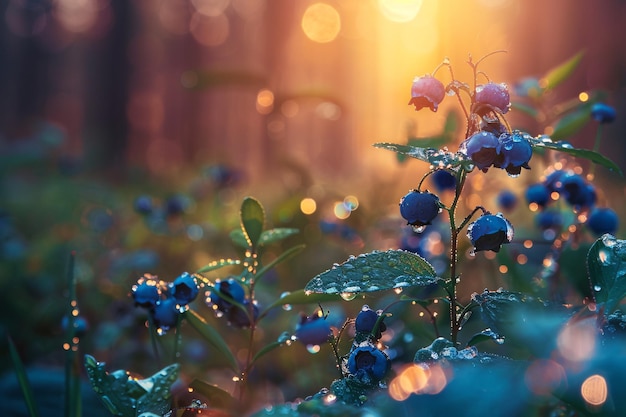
378, 0, 423, 22
301, 3, 341, 43
300, 198, 317, 215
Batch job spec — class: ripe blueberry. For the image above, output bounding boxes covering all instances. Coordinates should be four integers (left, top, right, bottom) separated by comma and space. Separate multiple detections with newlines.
151, 297, 180, 331
171, 272, 199, 305
347, 344, 390, 381
431, 169, 457, 192
494, 132, 532, 176
408, 75, 445, 112
355, 306, 386, 340
474, 82, 511, 114
535, 209, 563, 230
525, 183, 551, 208
399, 190, 440, 227
586, 208, 619, 236
497, 190, 518, 212
591, 103, 616, 124
206, 278, 246, 313
467, 213, 514, 253
227, 300, 259, 328
461, 131, 500, 172
560, 174, 596, 209
295, 313, 332, 346
132, 277, 161, 308
134, 195, 153, 215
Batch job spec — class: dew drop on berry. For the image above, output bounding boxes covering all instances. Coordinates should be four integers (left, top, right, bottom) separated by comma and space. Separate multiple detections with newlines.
394, 287, 403, 295
412, 225, 426, 234
469, 249, 476, 257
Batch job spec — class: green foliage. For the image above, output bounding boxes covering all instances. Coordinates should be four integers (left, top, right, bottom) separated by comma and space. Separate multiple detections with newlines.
240, 196, 265, 249
183, 310, 240, 373
587, 234, 626, 312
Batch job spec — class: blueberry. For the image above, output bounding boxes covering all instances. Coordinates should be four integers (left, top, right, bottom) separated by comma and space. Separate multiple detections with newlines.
206, 278, 246, 313
497, 190, 518, 212
151, 297, 180, 331
461, 131, 500, 172
544, 170, 567, 194
164, 195, 187, 216
399, 190, 441, 227
467, 213, 514, 253
431, 169, 457, 192
134, 195, 153, 215
560, 174, 596, 209
408, 75, 445, 112
347, 344, 390, 381
474, 82, 510, 114
535, 209, 563, 230
525, 183, 551, 208
355, 307, 386, 340
295, 313, 332, 346
586, 208, 619, 236
494, 132, 532, 176
132, 278, 161, 308
591, 103, 616, 124
171, 272, 199, 305
61, 315, 89, 337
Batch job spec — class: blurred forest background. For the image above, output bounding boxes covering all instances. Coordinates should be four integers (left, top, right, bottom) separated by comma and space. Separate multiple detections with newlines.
1, 0, 626, 407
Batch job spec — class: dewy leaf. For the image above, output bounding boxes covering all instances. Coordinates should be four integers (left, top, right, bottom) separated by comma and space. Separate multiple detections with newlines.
374, 143, 470, 169
259, 228, 299, 245
304, 249, 440, 295
541, 50, 584, 91
527, 133, 622, 175
84, 355, 179, 417
188, 379, 236, 410
196, 258, 241, 274
240, 197, 265, 248
587, 234, 626, 312
183, 310, 239, 373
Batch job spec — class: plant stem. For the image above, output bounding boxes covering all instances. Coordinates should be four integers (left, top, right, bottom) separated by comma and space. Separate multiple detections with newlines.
447, 169, 467, 345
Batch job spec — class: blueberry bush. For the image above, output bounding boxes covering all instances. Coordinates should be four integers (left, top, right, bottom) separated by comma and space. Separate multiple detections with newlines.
10, 52, 626, 417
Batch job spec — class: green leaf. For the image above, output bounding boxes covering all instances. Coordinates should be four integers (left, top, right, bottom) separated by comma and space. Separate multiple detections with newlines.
255, 244, 306, 282
8, 336, 40, 417
374, 143, 470, 169
251, 332, 294, 365
304, 250, 440, 295
541, 50, 584, 91
183, 310, 239, 373
510, 101, 539, 118
196, 258, 241, 274
549, 106, 591, 140
528, 133, 622, 175
466, 328, 505, 348
240, 197, 265, 248
188, 379, 236, 410
587, 235, 626, 312
259, 228, 300, 245
84, 355, 179, 417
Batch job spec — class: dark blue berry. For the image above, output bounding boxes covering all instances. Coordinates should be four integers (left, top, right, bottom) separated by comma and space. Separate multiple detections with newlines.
134, 195, 153, 215
474, 82, 510, 114
132, 278, 161, 308
544, 170, 567, 193
467, 213, 513, 253
408, 75, 445, 112
355, 307, 386, 339
587, 208, 619, 236
164, 195, 187, 216
561, 174, 596, 209
295, 313, 332, 346
207, 278, 245, 313
171, 272, 199, 305
227, 300, 259, 328
151, 297, 180, 330
497, 190, 518, 212
431, 170, 456, 192
347, 344, 390, 381
535, 210, 563, 230
591, 103, 616, 124
494, 132, 532, 176
462, 131, 500, 172
399, 190, 440, 227
525, 183, 551, 208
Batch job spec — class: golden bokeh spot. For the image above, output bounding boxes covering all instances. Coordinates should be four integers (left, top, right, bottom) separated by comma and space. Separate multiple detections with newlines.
578, 91, 589, 102
301, 3, 341, 44
256, 89, 275, 114
581, 374, 608, 407
499, 265, 508, 274
300, 198, 317, 215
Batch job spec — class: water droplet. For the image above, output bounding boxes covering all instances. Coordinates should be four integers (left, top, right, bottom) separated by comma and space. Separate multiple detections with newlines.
394, 287, 403, 294
598, 249, 611, 265
602, 234, 617, 247
323, 393, 337, 405
507, 172, 520, 178
412, 225, 426, 233
594, 285, 602, 292
304, 290, 313, 296
495, 336, 505, 345
282, 304, 292, 311
340, 292, 357, 301
469, 249, 476, 257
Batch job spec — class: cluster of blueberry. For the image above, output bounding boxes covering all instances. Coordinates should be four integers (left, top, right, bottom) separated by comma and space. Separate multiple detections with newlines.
131, 272, 199, 333
345, 306, 390, 382
526, 169, 618, 236
205, 277, 259, 328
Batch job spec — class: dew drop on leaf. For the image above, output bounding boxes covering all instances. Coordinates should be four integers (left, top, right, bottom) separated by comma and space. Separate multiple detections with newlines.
340, 292, 357, 301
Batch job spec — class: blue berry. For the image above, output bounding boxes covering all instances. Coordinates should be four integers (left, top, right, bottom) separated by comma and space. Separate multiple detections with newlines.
355, 307, 386, 340
494, 132, 532, 176
431, 169, 456, 192
560, 174, 596, 209
544, 170, 567, 193
591, 103, 616, 124
134, 195, 153, 215
295, 313, 332, 346
399, 190, 440, 227
206, 278, 246, 313
467, 213, 514, 253
474, 82, 510, 114
171, 272, 199, 305
132, 277, 161, 308
586, 208, 619, 236
164, 195, 187, 216
525, 183, 551, 208
227, 300, 259, 328
151, 297, 180, 331
408, 75, 445, 112
461, 131, 500, 172
347, 344, 390, 381
61, 315, 89, 337
497, 190, 518, 212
